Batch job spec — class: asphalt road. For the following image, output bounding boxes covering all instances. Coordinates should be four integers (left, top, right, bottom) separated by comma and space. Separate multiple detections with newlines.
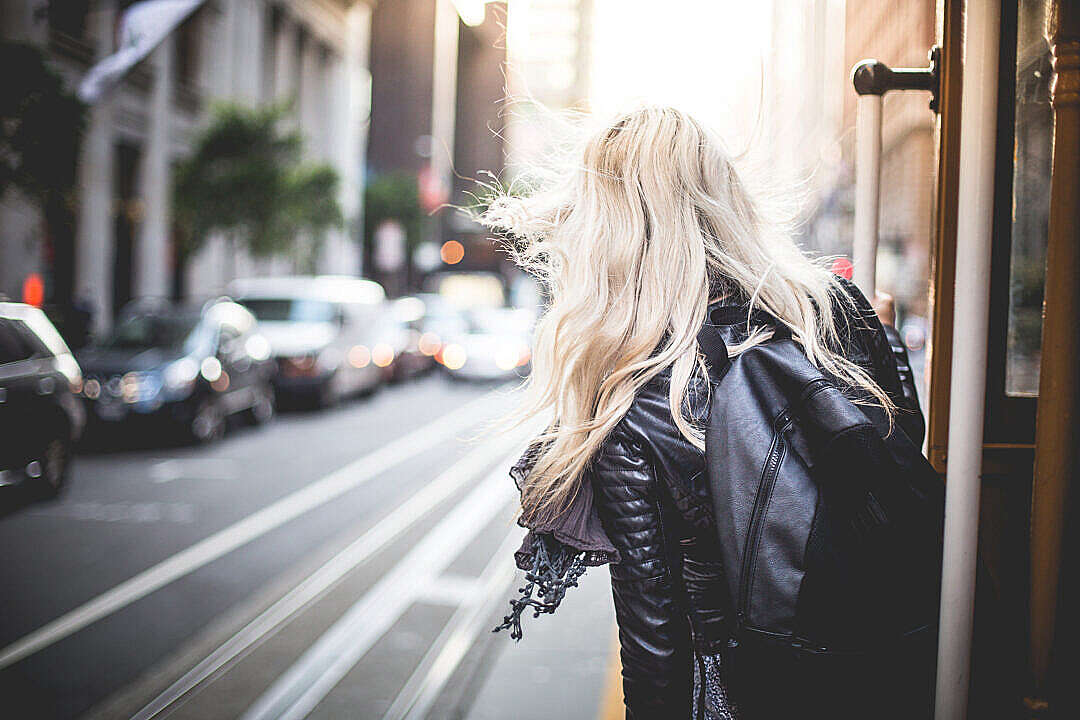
0, 374, 612, 720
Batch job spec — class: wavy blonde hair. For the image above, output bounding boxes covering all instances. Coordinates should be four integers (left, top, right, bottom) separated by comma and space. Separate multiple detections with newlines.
479, 105, 891, 524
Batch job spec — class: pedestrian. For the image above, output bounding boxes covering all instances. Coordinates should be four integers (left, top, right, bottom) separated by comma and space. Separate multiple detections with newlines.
483, 106, 934, 719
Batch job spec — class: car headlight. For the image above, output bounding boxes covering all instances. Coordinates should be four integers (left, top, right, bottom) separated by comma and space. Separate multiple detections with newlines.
418, 332, 441, 356
348, 345, 371, 368
121, 371, 164, 404
441, 343, 467, 370
494, 345, 519, 371
164, 357, 200, 398
200, 357, 223, 382
372, 343, 394, 368
245, 334, 271, 361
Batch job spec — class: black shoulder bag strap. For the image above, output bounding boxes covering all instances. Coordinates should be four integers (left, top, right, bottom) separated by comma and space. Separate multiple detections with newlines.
697, 322, 732, 385
698, 305, 794, 385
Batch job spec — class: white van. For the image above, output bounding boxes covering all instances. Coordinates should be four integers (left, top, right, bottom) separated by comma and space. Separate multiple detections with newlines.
228, 276, 388, 407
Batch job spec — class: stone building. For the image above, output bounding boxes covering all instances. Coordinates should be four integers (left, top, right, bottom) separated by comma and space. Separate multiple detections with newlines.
0, 0, 373, 333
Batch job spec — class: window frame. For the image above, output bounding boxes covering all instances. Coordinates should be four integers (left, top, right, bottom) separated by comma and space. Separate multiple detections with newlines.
984, 0, 1040, 445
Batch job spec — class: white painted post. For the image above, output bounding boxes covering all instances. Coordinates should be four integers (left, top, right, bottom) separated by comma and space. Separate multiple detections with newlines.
431, 0, 460, 200
273, 12, 297, 105
134, 36, 173, 300
934, 1, 1001, 718
346, 3, 373, 277
75, 0, 117, 332
852, 93, 882, 299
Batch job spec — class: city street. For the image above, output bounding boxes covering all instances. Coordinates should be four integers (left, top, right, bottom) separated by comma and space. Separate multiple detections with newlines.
0, 375, 616, 720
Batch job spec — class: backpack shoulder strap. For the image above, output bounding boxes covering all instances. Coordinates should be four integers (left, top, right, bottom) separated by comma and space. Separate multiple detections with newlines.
697, 323, 731, 384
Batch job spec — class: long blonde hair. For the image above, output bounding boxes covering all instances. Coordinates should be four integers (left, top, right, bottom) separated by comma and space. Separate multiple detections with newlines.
479, 105, 891, 524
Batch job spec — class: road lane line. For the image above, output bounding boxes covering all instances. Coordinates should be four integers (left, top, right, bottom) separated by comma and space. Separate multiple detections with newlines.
0, 388, 514, 671
128, 432, 530, 720
150, 458, 237, 483
239, 462, 518, 720
416, 574, 487, 607
384, 528, 523, 720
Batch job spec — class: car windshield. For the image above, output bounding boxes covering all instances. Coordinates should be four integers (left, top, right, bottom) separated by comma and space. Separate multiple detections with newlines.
101, 313, 201, 351
241, 298, 337, 323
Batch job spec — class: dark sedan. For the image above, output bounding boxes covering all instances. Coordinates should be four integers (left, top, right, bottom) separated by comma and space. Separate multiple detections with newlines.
76, 298, 275, 443
0, 302, 86, 495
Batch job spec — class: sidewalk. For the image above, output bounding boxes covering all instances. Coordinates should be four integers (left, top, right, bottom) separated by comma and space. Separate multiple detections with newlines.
462, 563, 619, 720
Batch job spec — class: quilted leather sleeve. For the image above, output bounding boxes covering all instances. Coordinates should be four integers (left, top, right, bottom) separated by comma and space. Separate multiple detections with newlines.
591, 425, 692, 719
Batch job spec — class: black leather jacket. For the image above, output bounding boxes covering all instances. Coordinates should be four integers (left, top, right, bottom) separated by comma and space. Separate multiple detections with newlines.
591, 284, 923, 719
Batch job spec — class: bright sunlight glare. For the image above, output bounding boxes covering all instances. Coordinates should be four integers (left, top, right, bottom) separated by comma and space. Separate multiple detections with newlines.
589, 0, 773, 147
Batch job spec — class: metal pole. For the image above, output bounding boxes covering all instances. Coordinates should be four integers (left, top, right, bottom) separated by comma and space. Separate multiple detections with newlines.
853, 94, 883, 298
849, 50, 939, 301
934, 1, 1000, 718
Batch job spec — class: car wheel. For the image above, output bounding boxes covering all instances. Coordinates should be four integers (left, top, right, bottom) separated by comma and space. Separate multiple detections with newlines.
191, 399, 226, 443
247, 384, 275, 425
29, 437, 70, 497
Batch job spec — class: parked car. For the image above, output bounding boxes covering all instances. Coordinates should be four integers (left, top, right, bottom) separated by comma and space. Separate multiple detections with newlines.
0, 302, 85, 495
438, 306, 534, 381
229, 276, 386, 406
410, 293, 468, 361
379, 296, 438, 382
76, 298, 275, 443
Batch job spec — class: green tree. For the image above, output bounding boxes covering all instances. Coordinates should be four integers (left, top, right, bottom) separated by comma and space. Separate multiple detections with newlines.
173, 103, 343, 279
363, 172, 423, 253
0, 42, 86, 306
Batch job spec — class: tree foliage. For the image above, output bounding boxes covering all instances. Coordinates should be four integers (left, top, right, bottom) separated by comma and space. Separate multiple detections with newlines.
0, 42, 85, 204
173, 103, 343, 262
363, 172, 423, 252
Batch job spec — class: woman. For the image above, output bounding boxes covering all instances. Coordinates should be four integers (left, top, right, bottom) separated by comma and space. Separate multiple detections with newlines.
484, 106, 924, 719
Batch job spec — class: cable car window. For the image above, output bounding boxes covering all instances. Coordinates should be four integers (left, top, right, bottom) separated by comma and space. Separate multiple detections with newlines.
1005, 0, 1052, 397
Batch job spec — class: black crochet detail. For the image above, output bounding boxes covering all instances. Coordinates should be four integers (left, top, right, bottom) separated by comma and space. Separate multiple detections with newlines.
493, 533, 589, 640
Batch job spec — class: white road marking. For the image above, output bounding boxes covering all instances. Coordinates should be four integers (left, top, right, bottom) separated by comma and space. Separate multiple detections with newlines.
384, 528, 523, 720
149, 458, 237, 483
128, 433, 530, 720
416, 574, 487, 607
24, 501, 197, 524
0, 388, 513, 671
239, 463, 518, 720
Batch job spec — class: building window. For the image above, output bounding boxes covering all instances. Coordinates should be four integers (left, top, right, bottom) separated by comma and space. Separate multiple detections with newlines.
1005, 0, 1052, 397
173, 14, 200, 89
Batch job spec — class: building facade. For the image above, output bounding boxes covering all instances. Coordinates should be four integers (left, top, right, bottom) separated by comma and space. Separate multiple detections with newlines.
765, 0, 937, 322
365, 0, 509, 293
841, 0, 937, 319
0, 0, 373, 333
504, 0, 592, 177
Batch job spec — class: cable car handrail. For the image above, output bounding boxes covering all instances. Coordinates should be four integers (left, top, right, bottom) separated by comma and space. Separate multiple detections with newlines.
850, 48, 941, 300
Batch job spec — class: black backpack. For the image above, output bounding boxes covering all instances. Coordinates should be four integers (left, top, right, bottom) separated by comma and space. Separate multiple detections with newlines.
697, 303, 945, 715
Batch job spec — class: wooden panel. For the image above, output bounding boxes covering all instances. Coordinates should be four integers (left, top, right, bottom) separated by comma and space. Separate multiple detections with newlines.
1028, 0, 1080, 713
926, 0, 963, 473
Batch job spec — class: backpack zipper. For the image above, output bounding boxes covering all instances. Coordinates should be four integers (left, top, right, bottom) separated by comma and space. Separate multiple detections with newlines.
737, 412, 793, 624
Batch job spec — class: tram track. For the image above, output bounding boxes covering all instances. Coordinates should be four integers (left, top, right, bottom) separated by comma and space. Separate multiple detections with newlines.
0, 386, 512, 674
128, 430, 529, 720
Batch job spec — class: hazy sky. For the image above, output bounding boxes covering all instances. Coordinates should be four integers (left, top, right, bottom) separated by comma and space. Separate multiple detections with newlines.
589, 0, 773, 147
